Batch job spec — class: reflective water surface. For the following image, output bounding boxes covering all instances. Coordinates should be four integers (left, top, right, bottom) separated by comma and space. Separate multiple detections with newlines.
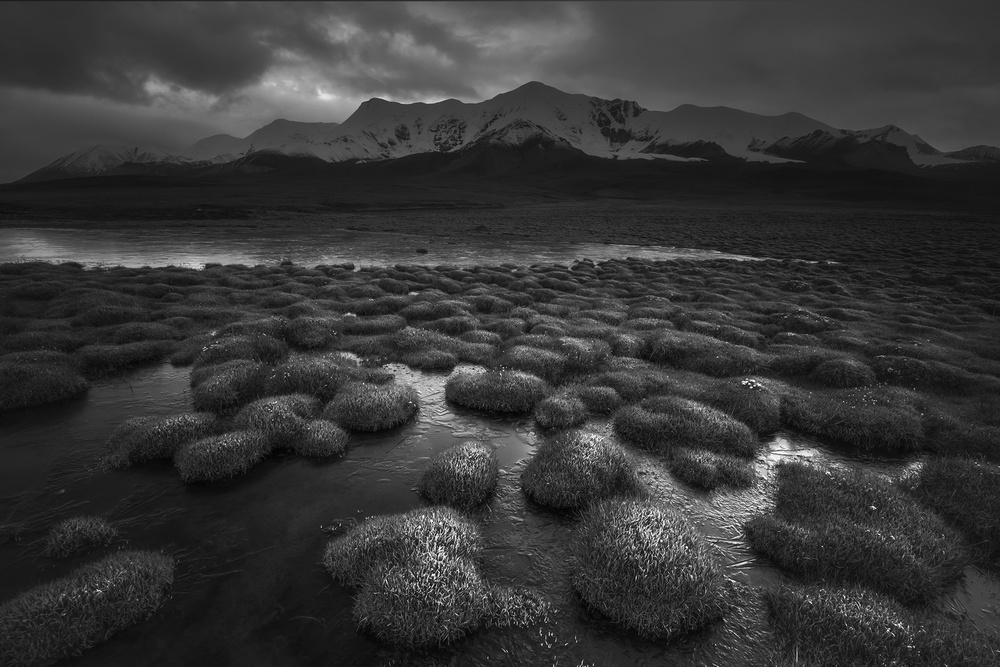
0, 227, 760, 269
2, 362, 996, 666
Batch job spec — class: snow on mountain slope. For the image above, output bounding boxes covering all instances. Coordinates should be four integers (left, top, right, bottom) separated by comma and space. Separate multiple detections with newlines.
21, 81, 1000, 182
945, 145, 1000, 162
848, 125, 965, 166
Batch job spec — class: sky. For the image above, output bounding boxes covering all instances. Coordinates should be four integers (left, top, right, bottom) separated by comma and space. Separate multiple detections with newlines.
1, 1, 998, 182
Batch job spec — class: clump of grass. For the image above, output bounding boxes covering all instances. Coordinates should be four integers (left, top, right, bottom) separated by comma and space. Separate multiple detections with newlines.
572, 499, 733, 639
167, 333, 213, 366
342, 314, 407, 336
323, 381, 419, 432
809, 357, 876, 388
492, 345, 567, 383
104, 412, 220, 468
0, 361, 89, 411
522, 432, 642, 509
569, 385, 622, 415
264, 354, 356, 401
233, 395, 318, 448
744, 461, 968, 604
584, 368, 676, 402
668, 449, 756, 490
44, 516, 118, 558
418, 441, 499, 509
773, 309, 838, 334
0, 550, 174, 667
174, 430, 272, 483
613, 396, 759, 457
697, 376, 782, 435
534, 394, 588, 430
76, 341, 176, 377
193, 334, 288, 368
782, 386, 923, 452
285, 316, 341, 349
401, 349, 458, 371
216, 315, 289, 339
323, 507, 487, 648
445, 369, 549, 414
643, 330, 763, 377
110, 322, 182, 344
293, 419, 349, 457
764, 585, 1000, 667
71, 305, 150, 327
191, 361, 267, 415
904, 457, 1000, 563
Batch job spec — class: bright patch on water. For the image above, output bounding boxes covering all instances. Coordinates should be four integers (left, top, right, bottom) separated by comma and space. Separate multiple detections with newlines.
0, 227, 761, 268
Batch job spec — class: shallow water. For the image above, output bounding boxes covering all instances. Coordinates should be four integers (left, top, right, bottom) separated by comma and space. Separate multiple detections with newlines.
2, 361, 996, 666
0, 227, 760, 269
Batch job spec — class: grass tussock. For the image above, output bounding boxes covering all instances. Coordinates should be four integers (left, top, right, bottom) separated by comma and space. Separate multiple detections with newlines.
765, 585, 1000, 667
76, 341, 176, 377
744, 461, 968, 604
643, 330, 763, 377
417, 441, 499, 509
174, 430, 271, 483
697, 376, 782, 435
190, 360, 269, 415
522, 432, 642, 509
569, 385, 623, 415
445, 369, 549, 414
782, 386, 924, 452
285, 316, 341, 349
323, 507, 546, 648
492, 345, 567, 383
233, 394, 318, 447
104, 412, 220, 468
0, 361, 89, 411
323, 381, 419, 432
904, 457, 1000, 563
264, 354, 357, 401
668, 449, 756, 490
613, 395, 759, 457
534, 394, 588, 430
572, 499, 734, 639
293, 419, 349, 457
45, 516, 118, 558
0, 550, 174, 667
809, 357, 876, 388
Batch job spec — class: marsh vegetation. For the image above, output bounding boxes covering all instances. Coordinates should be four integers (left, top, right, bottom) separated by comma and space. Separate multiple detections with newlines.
1, 206, 999, 665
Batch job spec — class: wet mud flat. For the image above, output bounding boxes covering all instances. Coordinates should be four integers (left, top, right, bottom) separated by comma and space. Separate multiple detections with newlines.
1, 227, 1000, 665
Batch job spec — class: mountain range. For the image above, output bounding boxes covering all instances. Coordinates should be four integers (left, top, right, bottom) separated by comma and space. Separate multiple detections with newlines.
18, 81, 1000, 182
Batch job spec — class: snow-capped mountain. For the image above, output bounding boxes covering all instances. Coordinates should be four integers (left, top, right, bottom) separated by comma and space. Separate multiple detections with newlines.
18, 82, 1000, 181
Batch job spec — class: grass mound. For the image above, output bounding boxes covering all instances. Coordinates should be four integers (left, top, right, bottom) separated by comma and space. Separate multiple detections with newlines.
744, 461, 968, 604
418, 441, 499, 509
613, 395, 758, 457
193, 334, 287, 368
809, 357, 875, 388
569, 385, 622, 415
285, 316, 341, 349
445, 369, 549, 414
534, 394, 588, 430
190, 361, 267, 415
233, 394, 318, 447
905, 457, 1000, 563
668, 449, 756, 490
293, 419, 349, 457
77, 341, 176, 377
323, 381, 419, 432
323, 507, 546, 648
522, 432, 641, 509
492, 345, 567, 383
0, 550, 174, 667
45, 516, 118, 558
0, 361, 89, 411
174, 430, 271, 483
765, 585, 1000, 667
697, 376, 782, 435
572, 499, 733, 639
643, 330, 763, 377
782, 386, 923, 452
264, 354, 357, 401
401, 349, 458, 371
104, 412, 220, 468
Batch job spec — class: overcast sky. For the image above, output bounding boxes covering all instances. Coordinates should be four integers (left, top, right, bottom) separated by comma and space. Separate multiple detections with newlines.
1, 1, 997, 182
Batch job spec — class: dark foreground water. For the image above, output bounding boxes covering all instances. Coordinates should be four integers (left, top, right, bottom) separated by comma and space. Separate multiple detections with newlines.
2, 362, 996, 666
0, 227, 759, 269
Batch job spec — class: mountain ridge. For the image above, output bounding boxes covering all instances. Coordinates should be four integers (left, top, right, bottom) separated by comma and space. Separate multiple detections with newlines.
17, 81, 1000, 182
